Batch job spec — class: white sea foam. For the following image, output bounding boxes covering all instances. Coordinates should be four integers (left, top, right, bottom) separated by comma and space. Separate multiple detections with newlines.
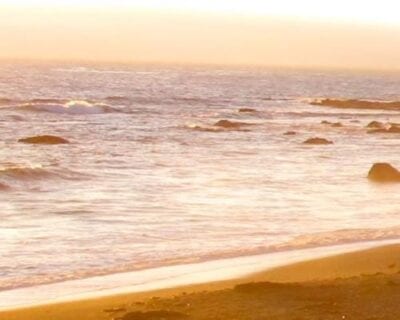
18, 100, 118, 114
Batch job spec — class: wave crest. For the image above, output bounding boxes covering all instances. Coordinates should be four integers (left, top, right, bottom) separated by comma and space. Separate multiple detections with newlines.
0, 165, 87, 186
0, 98, 14, 105
18, 100, 119, 115
284, 226, 400, 249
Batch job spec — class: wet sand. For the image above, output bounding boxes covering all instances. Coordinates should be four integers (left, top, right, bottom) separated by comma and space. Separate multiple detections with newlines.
2, 244, 400, 320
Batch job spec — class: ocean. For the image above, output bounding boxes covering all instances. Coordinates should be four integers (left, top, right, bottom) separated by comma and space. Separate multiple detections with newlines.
1, 63, 400, 295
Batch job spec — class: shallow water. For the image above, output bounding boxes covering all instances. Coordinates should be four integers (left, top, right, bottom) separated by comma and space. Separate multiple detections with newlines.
1, 63, 400, 291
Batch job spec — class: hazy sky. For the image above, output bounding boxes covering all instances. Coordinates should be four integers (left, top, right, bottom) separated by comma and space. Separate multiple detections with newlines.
1, 0, 400, 69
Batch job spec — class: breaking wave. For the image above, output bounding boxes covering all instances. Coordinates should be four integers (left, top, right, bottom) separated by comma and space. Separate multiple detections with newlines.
17, 100, 120, 115
285, 226, 400, 249
0, 165, 89, 190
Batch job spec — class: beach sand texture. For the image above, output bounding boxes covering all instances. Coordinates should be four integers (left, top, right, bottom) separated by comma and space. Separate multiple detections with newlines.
2, 244, 400, 320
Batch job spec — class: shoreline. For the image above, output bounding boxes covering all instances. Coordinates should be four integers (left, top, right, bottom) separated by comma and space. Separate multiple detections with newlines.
3, 242, 400, 320
1, 239, 399, 313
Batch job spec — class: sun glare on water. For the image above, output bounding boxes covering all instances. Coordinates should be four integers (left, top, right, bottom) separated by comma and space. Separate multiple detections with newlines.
2, 0, 400, 24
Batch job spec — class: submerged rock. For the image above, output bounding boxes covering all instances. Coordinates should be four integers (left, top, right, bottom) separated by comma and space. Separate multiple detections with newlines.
321, 120, 332, 125
311, 99, 400, 111
239, 108, 257, 113
331, 122, 343, 127
284, 131, 297, 136
366, 121, 385, 129
389, 125, 400, 132
368, 163, 400, 182
368, 125, 400, 134
303, 137, 333, 145
214, 120, 252, 129
18, 135, 70, 145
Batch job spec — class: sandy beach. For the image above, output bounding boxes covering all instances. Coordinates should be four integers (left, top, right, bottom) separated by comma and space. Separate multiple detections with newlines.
2, 244, 400, 320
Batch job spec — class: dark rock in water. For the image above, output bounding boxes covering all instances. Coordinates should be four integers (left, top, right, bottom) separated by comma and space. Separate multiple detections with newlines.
18, 135, 70, 145
284, 131, 297, 136
311, 99, 400, 111
368, 125, 400, 134
368, 163, 400, 182
303, 137, 333, 145
366, 121, 385, 129
350, 120, 361, 123
331, 122, 343, 127
321, 120, 332, 125
387, 126, 400, 133
119, 310, 188, 320
214, 120, 252, 129
239, 108, 257, 113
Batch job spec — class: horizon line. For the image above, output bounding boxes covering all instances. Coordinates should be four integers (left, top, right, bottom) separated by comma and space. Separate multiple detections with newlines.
0, 57, 399, 74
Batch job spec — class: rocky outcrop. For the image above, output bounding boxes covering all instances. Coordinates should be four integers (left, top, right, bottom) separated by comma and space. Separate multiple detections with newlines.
303, 137, 333, 145
311, 99, 400, 111
389, 125, 400, 132
18, 135, 70, 145
368, 163, 400, 182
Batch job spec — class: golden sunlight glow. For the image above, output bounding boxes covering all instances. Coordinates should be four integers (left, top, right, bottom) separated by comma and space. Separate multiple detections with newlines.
2, 0, 400, 24
0, 0, 400, 69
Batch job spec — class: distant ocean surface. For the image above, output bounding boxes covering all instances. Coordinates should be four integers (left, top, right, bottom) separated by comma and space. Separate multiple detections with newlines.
1, 63, 400, 292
